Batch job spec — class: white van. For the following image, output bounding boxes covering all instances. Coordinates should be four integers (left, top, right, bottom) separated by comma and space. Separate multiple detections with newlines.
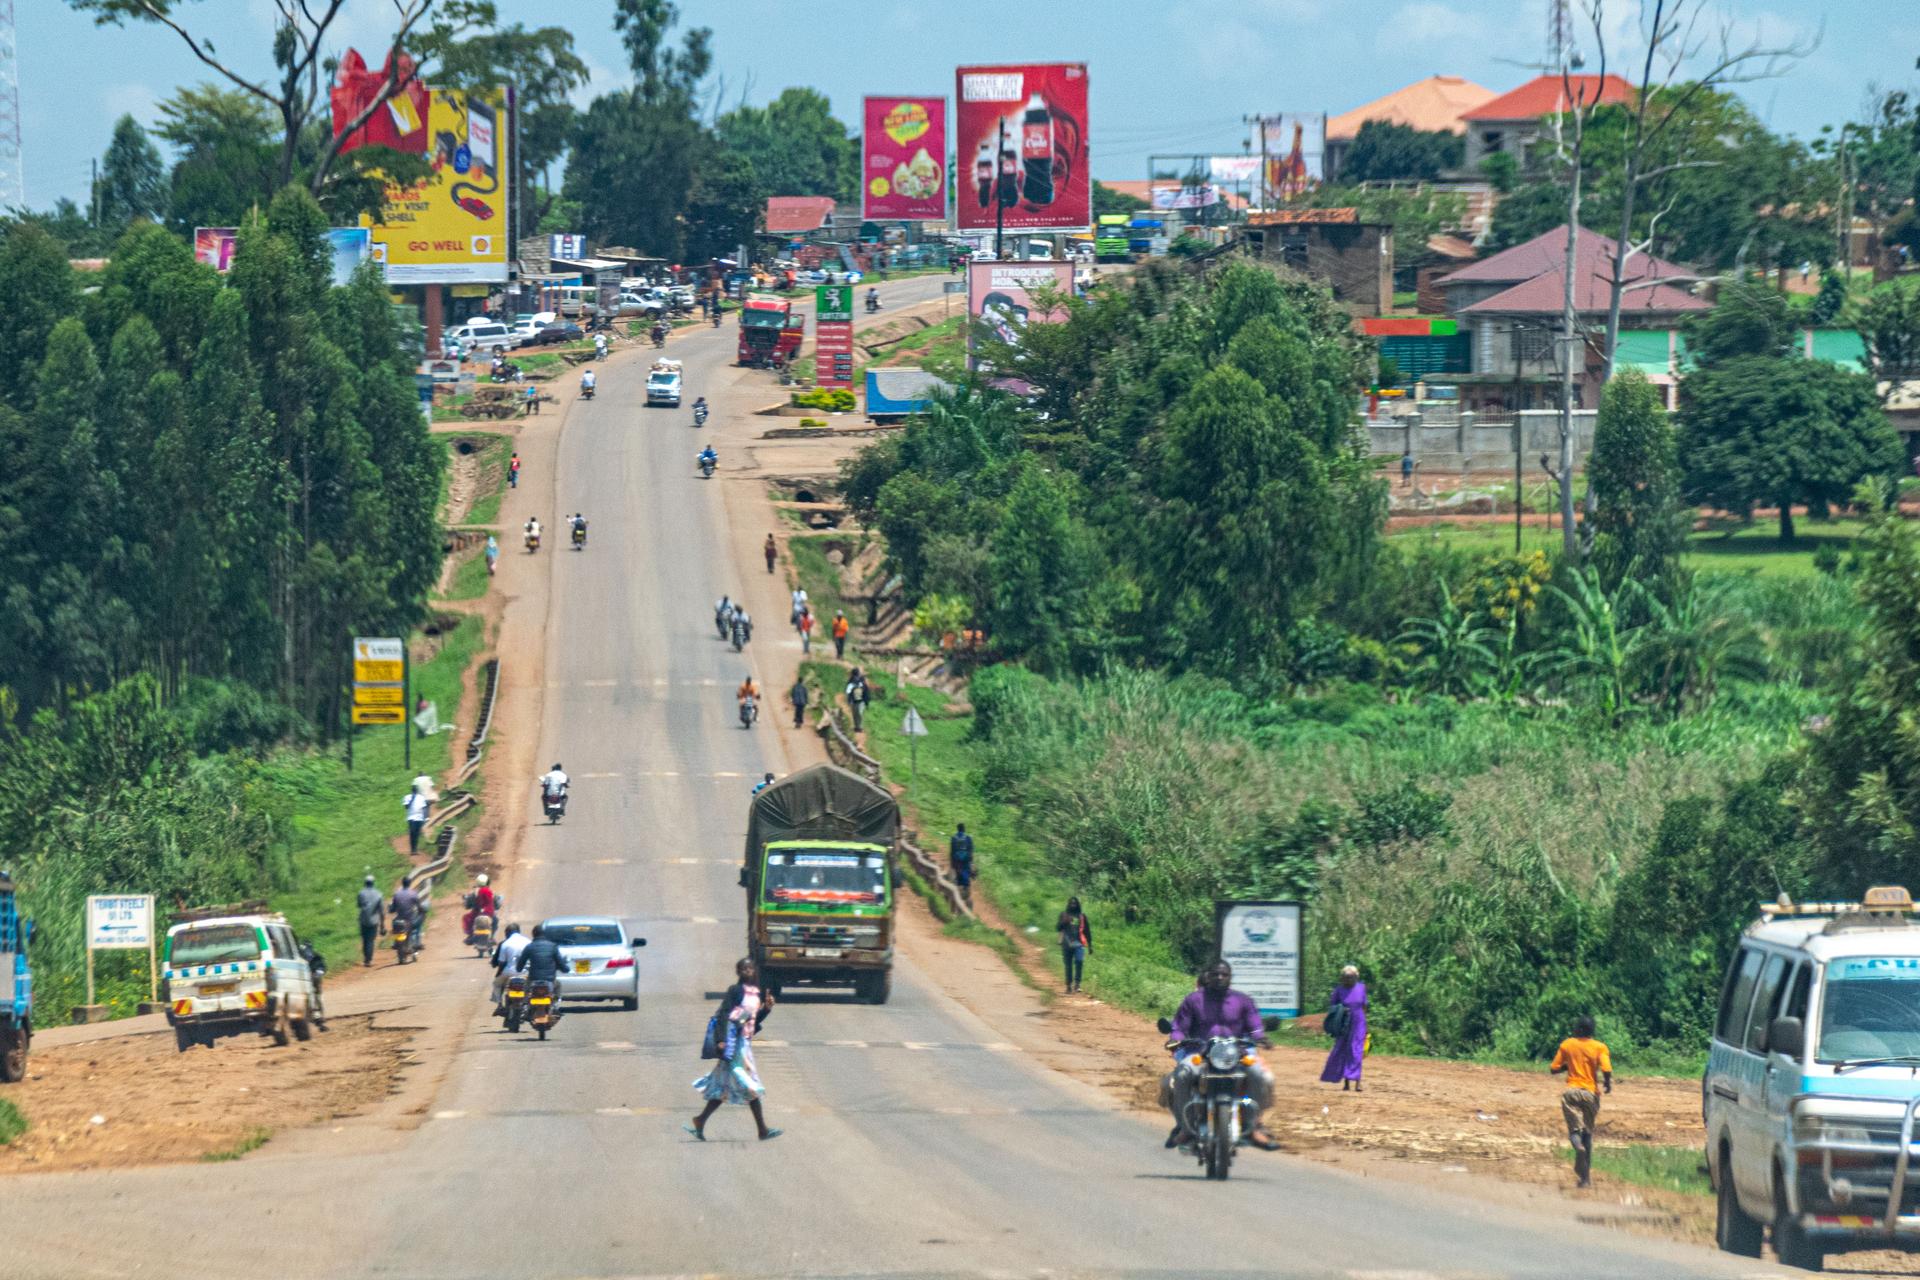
446, 320, 516, 353
1706, 885, 1920, 1269
162, 912, 323, 1052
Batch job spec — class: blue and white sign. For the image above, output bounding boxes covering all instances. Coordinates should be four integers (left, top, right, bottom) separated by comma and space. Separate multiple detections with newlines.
549, 233, 587, 260
87, 894, 154, 951
1216, 900, 1303, 1018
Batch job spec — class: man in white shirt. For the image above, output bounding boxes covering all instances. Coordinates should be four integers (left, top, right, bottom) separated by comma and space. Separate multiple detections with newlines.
539, 763, 570, 816
790, 586, 808, 628
490, 923, 531, 1012
403, 784, 432, 854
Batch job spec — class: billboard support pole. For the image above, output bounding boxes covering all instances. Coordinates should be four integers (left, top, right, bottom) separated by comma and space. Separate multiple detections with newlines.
993, 118, 1008, 261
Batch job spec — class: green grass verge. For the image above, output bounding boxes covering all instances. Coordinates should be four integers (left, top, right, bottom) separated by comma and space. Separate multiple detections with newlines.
1388, 516, 1863, 578
1585, 1143, 1708, 1196
432, 391, 476, 423
444, 548, 492, 601
0, 1098, 24, 1146
459, 432, 512, 528
202, 1127, 271, 1162
252, 613, 485, 972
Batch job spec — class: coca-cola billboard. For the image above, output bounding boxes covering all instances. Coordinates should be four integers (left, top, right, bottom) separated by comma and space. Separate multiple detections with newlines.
955, 63, 1090, 233
862, 96, 948, 221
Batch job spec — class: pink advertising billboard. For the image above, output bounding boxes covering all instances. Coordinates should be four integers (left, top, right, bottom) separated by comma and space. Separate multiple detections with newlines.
955, 63, 1090, 233
862, 96, 948, 221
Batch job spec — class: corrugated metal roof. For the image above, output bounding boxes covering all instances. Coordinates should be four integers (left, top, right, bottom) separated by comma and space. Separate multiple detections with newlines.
765, 197, 837, 234
1439, 226, 1689, 286
1462, 74, 1635, 121
1458, 266, 1706, 316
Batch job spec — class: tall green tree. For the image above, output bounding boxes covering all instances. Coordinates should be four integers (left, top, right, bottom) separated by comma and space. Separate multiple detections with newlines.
718, 88, 855, 200
1679, 355, 1901, 540
1337, 121, 1463, 182
989, 462, 1090, 674
0, 224, 80, 405
1588, 369, 1686, 588
1859, 276, 1920, 398
95, 114, 169, 232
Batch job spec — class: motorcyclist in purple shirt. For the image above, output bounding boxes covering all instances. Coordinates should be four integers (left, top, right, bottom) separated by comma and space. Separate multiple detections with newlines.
1162, 959, 1279, 1150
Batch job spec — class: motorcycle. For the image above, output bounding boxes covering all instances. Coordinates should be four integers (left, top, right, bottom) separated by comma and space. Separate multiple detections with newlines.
730, 619, 751, 653
466, 911, 497, 959
692, 404, 708, 428
738, 695, 758, 729
651, 329, 667, 350
866, 295, 880, 313
1158, 1018, 1258, 1181
571, 523, 587, 550
525, 530, 541, 554
392, 915, 419, 964
593, 338, 609, 361
580, 382, 595, 401
503, 973, 527, 1032
710, 309, 723, 328
699, 455, 716, 479
527, 978, 560, 1040
543, 788, 566, 825
715, 609, 733, 640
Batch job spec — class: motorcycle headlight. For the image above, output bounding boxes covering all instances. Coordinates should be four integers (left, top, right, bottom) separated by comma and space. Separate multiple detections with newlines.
1207, 1041, 1243, 1072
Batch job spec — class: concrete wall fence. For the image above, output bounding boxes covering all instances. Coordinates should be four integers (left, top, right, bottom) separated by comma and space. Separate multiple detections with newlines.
1363, 408, 1598, 472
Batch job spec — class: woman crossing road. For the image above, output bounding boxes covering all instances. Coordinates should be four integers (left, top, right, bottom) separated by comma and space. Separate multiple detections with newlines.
689, 958, 781, 1142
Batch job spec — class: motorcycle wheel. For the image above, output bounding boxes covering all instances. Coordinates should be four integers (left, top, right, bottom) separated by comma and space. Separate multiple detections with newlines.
537, 1024, 548, 1042
1209, 1098, 1236, 1180
506, 1009, 521, 1033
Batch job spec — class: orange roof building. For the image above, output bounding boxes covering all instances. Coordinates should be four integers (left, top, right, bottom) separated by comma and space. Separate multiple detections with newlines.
1463, 74, 1635, 170
1325, 75, 1497, 180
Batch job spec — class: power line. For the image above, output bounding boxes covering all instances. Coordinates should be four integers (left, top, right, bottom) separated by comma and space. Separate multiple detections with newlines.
0, 0, 22, 208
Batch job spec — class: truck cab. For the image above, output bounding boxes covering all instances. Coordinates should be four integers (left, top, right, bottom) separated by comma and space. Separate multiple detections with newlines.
0, 870, 32, 1082
737, 294, 803, 369
741, 765, 898, 1004
1707, 885, 1920, 1269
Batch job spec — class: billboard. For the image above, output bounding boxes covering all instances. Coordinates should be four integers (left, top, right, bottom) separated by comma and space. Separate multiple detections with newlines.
816, 284, 855, 390
968, 259, 1073, 373
1257, 114, 1326, 204
1216, 901, 1303, 1018
327, 227, 372, 286
1151, 185, 1219, 210
1208, 155, 1261, 185
193, 227, 238, 272
332, 55, 510, 284
862, 96, 948, 221
955, 63, 1090, 233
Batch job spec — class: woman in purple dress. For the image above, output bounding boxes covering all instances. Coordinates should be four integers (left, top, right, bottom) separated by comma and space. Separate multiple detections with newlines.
1320, 964, 1368, 1091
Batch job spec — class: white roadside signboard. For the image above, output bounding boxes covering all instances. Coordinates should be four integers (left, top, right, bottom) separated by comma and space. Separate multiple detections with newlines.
1215, 900, 1303, 1018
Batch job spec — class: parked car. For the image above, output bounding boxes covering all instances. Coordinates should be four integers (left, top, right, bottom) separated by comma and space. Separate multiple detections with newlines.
446, 320, 517, 353
542, 915, 646, 1010
530, 320, 585, 346
617, 292, 668, 317
163, 911, 323, 1051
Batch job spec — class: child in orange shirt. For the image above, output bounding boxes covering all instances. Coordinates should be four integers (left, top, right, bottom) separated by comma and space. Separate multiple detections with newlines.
1551, 1015, 1613, 1187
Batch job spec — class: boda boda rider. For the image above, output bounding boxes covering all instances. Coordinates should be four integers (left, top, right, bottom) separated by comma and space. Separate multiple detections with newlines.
1163, 960, 1280, 1151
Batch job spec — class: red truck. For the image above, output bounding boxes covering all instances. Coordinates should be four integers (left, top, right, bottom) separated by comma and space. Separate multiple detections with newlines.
737, 293, 804, 368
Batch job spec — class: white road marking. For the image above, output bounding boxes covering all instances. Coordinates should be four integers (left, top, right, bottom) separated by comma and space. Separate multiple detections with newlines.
754, 1039, 789, 1048
596, 1042, 636, 1051
690, 915, 719, 924
983, 1043, 1018, 1052
433, 1110, 467, 1120
712, 771, 743, 778
594, 1106, 633, 1116
583, 679, 617, 687
582, 772, 621, 779
825, 1039, 868, 1049
902, 1041, 937, 1051
592, 857, 627, 866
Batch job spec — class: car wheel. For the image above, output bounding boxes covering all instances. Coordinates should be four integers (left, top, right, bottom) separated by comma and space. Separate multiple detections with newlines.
622, 996, 639, 1012
1773, 1173, 1825, 1270
1714, 1149, 1763, 1256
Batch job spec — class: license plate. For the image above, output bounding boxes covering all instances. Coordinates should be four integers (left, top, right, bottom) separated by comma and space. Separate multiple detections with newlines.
804, 947, 842, 958
530, 998, 551, 1006
574, 960, 591, 973
198, 982, 237, 995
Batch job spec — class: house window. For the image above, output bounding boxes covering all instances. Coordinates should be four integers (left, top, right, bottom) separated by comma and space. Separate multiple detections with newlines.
1482, 130, 1505, 154
1514, 326, 1553, 364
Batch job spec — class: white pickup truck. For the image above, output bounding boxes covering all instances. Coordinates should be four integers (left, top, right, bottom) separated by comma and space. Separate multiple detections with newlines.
646, 358, 683, 408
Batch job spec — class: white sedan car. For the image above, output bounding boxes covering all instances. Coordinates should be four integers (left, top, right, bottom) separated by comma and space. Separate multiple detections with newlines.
542, 916, 647, 1009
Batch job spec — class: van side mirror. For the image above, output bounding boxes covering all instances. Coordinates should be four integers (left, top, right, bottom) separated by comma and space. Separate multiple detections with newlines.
738, 868, 751, 889
629, 937, 647, 948
1768, 1015, 1805, 1059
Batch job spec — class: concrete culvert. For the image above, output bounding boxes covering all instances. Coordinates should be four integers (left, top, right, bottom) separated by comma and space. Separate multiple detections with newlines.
794, 488, 818, 504
455, 439, 477, 456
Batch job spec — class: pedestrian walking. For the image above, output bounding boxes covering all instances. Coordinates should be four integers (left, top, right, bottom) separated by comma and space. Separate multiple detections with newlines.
844, 667, 870, 732
790, 586, 809, 629
1400, 451, 1414, 488
508, 452, 520, 488
789, 677, 809, 728
484, 534, 499, 576
764, 533, 777, 574
1551, 1015, 1613, 1187
832, 609, 849, 659
1320, 964, 1369, 1091
949, 824, 975, 899
355, 874, 386, 965
1057, 897, 1092, 992
688, 957, 782, 1142
403, 783, 432, 855
799, 608, 815, 654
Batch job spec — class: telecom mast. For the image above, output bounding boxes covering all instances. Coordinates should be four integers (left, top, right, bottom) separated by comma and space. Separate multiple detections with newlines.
0, 0, 21, 209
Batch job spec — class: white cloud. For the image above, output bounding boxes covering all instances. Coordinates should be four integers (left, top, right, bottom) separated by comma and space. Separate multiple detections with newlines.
101, 83, 160, 128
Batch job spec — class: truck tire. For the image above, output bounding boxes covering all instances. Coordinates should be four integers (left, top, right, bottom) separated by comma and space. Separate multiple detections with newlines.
173, 1025, 198, 1054
855, 970, 891, 1005
1714, 1148, 1762, 1257
0, 1021, 27, 1081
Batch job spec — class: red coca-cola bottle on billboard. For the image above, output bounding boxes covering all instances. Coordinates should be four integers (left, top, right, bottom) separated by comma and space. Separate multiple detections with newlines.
975, 139, 994, 209
1021, 93, 1054, 206
997, 123, 1020, 209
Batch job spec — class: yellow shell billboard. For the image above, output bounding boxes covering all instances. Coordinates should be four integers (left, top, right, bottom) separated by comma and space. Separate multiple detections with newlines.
359, 86, 511, 285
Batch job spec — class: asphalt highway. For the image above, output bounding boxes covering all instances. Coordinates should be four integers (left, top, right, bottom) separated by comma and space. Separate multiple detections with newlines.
0, 275, 1792, 1280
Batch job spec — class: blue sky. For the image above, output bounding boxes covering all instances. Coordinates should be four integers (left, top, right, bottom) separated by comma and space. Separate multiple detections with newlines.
17, 0, 1914, 209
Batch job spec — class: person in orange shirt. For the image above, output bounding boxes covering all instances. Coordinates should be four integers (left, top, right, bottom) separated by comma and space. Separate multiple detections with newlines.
831, 610, 850, 659
1550, 1015, 1613, 1188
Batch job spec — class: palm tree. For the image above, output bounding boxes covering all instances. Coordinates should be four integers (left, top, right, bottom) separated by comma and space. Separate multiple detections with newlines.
1397, 583, 1497, 699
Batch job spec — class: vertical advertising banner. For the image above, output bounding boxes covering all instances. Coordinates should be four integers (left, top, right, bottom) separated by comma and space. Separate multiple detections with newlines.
955, 63, 1090, 233
1257, 114, 1326, 205
862, 96, 948, 222
333, 58, 510, 284
967, 260, 1074, 374
193, 227, 238, 272
815, 284, 855, 391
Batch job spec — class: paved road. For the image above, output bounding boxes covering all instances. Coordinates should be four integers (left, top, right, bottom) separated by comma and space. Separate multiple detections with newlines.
2, 275, 1790, 1279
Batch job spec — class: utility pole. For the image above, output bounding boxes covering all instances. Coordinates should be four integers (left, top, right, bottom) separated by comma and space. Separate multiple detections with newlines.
993, 117, 1009, 261
1243, 114, 1273, 210
90, 157, 98, 228
0, 0, 22, 209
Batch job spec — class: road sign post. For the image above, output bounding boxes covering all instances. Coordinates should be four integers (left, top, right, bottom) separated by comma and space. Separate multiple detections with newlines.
901, 705, 929, 787
85, 894, 156, 1006
351, 636, 407, 771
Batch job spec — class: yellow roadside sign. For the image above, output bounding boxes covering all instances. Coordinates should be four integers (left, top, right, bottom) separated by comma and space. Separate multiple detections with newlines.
352, 636, 405, 685
354, 660, 404, 683
352, 705, 406, 725
353, 686, 406, 707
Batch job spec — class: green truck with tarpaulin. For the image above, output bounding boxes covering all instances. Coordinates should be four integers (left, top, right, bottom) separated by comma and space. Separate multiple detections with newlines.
740, 764, 898, 1004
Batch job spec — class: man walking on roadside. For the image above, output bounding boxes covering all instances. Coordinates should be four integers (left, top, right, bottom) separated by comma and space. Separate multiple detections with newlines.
509, 452, 521, 488
799, 608, 815, 655
1551, 1014, 1613, 1188
403, 783, 432, 855
844, 668, 871, 732
356, 874, 386, 966
789, 677, 810, 729
764, 533, 777, 575
832, 609, 850, 659
949, 824, 975, 899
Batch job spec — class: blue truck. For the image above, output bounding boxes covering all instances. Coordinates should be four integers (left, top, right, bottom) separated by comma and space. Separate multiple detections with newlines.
0, 869, 31, 1082
865, 368, 952, 422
